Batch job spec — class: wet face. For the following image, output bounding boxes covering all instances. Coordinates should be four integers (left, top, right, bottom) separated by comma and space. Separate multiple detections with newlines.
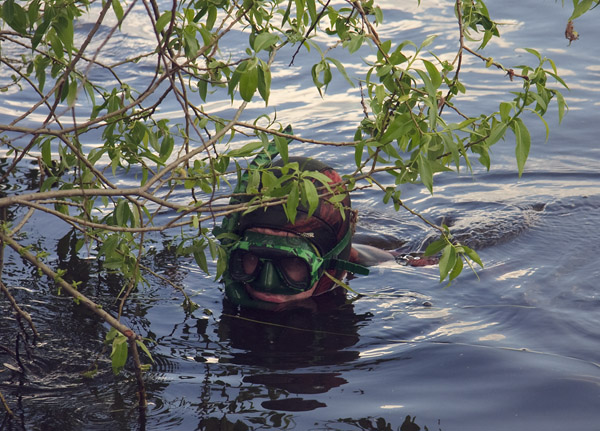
242, 227, 320, 303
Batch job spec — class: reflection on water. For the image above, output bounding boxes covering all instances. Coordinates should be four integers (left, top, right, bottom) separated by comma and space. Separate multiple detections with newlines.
2, 0, 600, 430
2, 169, 600, 430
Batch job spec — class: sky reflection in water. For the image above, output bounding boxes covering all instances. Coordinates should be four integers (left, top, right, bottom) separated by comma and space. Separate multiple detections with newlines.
1, 1, 600, 430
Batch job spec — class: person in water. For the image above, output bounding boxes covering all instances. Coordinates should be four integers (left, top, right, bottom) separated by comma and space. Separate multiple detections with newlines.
216, 155, 436, 307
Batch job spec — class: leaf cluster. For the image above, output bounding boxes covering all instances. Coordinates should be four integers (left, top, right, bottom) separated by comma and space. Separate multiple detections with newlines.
0, 0, 587, 387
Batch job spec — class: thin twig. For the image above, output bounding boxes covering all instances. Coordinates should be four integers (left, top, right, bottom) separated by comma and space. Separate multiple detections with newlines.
463, 45, 529, 81
289, 0, 332, 66
0, 390, 14, 418
0, 281, 39, 340
0, 231, 148, 404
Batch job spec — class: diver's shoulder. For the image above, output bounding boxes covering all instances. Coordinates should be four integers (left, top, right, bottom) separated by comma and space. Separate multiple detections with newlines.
351, 243, 396, 267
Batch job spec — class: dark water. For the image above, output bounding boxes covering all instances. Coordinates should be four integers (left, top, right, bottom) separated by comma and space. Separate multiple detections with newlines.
2, 1, 600, 430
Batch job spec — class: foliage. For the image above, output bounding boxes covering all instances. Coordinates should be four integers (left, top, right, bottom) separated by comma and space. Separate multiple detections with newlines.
0, 0, 592, 411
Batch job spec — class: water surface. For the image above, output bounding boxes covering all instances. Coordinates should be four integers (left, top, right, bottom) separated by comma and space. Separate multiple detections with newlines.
1, 1, 599, 430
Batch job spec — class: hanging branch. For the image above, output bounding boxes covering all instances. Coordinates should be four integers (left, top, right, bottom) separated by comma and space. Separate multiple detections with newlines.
0, 231, 148, 408
0, 281, 39, 341
0, 390, 14, 418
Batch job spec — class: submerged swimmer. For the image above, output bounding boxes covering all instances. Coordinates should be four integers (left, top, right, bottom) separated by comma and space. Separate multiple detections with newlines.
217, 156, 436, 307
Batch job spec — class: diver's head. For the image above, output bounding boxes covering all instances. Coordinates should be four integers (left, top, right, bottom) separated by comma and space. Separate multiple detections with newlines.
226, 157, 356, 304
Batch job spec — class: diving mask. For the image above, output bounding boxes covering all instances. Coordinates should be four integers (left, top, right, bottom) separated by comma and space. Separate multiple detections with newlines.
228, 230, 324, 294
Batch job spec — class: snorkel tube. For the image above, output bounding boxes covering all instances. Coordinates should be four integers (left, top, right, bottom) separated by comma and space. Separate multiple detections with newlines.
213, 126, 294, 309
212, 126, 291, 309
214, 126, 369, 309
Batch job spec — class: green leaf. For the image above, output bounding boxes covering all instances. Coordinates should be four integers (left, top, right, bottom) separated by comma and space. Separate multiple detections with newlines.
155, 11, 172, 33
27, 0, 40, 26
295, 0, 305, 22
41, 176, 58, 192
421, 34, 438, 49
239, 62, 258, 102
462, 245, 484, 268
41, 139, 52, 167
529, 91, 548, 113
374, 6, 384, 24
246, 169, 260, 194
111, 0, 124, 22
228, 140, 263, 157
183, 25, 200, 57
390, 47, 408, 66
67, 79, 78, 107
302, 171, 334, 187
380, 114, 411, 145
570, 0, 595, 20
422, 59, 442, 89
486, 121, 508, 147
260, 170, 278, 191
257, 62, 271, 104
418, 153, 434, 194
323, 271, 361, 295
194, 249, 209, 275
439, 244, 456, 282
424, 238, 447, 256
355, 142, 364, 168
115, 199, 130, 225
555, 90, 567, 124
546, 70, 569, 90
198, 26, 213, 46
105, 327, 119, 343
274, 135, 289, 164
302, 179, 319, 217
2, 0, 28, 34
215, 246, 228, 281
326, 57, 355, 87
499, 102, 513, 122
206, 6, 217, 30
110, 335, 128, 375
523, 47, 542, 61
449, 255, 463, 281
198, 77, 208, 102
285, 182, 299, 224
416, 69, 435, 97
49, 29, 64, 59
440, 133, 460, 170
529, 108, 550, 142
473, 144, 490, 170
130, 205, 140, 228
54, 15, 74, 53
159, 135, 174, 161
253, 32, 279, 52
135, 339, 154, 363
327, 193, 347, 204
31, 17, 51, 50
347, 34, 365, 54
379, 39, 393, 59
513, 118, 531, 177
306, 0, 317, 21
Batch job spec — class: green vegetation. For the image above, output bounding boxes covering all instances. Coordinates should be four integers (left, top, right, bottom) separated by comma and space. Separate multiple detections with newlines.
0, 0, 595, 413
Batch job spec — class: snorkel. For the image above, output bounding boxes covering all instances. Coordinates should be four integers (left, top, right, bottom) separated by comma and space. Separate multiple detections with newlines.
214, 127, 369, 308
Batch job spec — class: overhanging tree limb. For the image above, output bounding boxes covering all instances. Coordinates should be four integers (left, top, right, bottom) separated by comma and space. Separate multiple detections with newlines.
0, 231, 149, 407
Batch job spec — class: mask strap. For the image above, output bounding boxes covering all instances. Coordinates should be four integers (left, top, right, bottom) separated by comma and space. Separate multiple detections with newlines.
332, 259, 370, 276
322, 228, 370, 276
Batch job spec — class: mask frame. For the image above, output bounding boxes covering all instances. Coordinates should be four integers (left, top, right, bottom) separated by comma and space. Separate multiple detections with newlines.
227, 227, 369, 296
228, 231, 324, 294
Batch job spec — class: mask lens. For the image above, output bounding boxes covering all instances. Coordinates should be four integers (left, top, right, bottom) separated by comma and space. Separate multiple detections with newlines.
229, 249, 259, 281
242, 252, 259, 275
228, 232, 323, 293
279, 256, 310, 285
